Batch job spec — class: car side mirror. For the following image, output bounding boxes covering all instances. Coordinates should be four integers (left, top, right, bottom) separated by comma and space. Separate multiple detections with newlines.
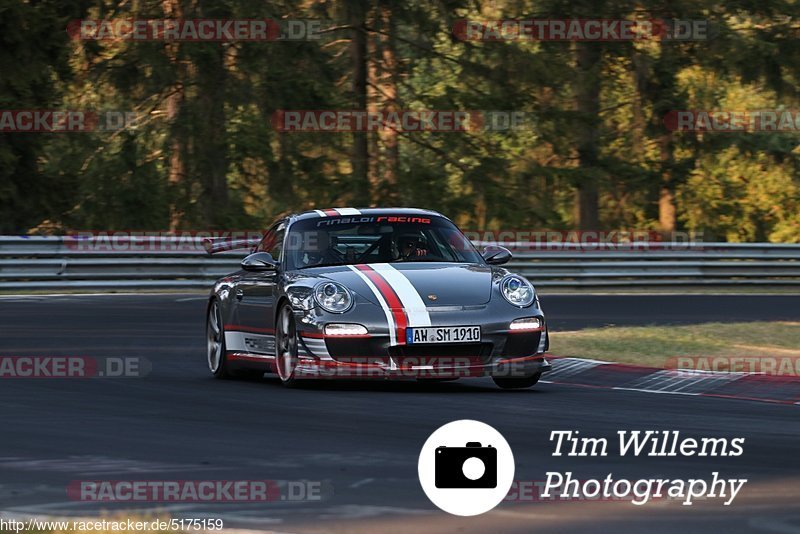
482, 245, 512, 265
241, 252, 278, 272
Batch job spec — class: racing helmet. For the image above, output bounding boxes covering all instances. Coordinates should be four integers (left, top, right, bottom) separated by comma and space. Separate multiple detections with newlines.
396, 231, 427, 257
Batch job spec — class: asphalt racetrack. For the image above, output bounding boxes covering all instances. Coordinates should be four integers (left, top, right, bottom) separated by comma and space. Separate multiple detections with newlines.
1, 293, 799, 533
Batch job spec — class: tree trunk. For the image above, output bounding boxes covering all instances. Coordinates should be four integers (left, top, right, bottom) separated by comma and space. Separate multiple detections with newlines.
194, 0, 229, 228
574, 42, 601, 230
374, 2, 399, 204
195, 45, 228, 228
656, 42, 677, 234
658, 135, 676, 233
348, 0, 371, 206
163, 0, 185, 231
166, 92, 185, 232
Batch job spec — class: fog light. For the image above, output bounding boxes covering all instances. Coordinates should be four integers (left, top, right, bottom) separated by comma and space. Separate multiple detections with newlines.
509, 317, 542, 331
324, 323, 368, 336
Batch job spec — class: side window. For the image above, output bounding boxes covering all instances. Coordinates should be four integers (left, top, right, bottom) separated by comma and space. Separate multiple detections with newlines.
257, 223, 285, 262
256, 231, 274, 253
269, 226, 285, 262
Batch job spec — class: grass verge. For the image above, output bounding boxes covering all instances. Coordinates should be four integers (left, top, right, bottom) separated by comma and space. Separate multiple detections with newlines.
550, 321, 800, 370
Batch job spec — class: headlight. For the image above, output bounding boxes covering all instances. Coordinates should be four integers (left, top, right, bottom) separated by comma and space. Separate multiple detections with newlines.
500, 275, 535, 307
314, 281, 353, 313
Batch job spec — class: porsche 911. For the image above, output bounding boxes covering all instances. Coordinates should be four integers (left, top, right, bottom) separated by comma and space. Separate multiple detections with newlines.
205, 208, 550, 388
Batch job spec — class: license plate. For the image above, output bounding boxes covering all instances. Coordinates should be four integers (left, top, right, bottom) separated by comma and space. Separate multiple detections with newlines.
406, 326, 481, 344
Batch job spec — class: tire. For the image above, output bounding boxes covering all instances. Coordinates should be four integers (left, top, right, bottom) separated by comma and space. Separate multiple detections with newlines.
207, 299, 232, 379
492, 372, 541, 389
275, 303, 300, 387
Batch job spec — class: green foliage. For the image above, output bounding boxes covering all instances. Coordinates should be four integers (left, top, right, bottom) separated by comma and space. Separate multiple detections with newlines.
679, 147, 800, 242
0, 0, 798, 241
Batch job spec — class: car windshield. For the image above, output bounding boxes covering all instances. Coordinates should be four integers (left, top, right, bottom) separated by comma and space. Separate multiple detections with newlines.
286, 215, 484, 270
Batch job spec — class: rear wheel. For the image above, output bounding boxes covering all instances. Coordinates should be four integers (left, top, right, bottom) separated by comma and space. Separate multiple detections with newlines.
275, 304, 300, 387
492, 372, 541, 389
207, 299, 265, 380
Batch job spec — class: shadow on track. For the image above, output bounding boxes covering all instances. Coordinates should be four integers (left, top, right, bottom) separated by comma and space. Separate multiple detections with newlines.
219, 373, 544, 394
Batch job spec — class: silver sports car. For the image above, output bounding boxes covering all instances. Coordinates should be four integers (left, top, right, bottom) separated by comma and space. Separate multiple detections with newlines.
205, 208, 550, 388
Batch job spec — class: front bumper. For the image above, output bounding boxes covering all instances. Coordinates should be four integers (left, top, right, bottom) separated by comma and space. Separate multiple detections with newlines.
290, 302, 550, 380
294, 321, 549, 380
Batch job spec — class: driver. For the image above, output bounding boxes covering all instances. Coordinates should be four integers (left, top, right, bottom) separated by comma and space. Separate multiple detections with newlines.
395, 232, 429, 260
301, 229, 337, 267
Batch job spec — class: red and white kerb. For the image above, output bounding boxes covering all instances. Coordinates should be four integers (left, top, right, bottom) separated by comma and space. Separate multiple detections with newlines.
346, 263, 431, 346
314, 207, 362, 217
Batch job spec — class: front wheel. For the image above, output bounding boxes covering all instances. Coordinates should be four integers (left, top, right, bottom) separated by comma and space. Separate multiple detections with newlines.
207, 299, 231, 379
275, 304, 300, 387
492, 372, 541, 389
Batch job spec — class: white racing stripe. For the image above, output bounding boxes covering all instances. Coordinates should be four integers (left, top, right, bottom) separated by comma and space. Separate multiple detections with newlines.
333, 208, 361, 215
347, 265, 397, 346
371, 264, 432, 327
314, 209, 327, 217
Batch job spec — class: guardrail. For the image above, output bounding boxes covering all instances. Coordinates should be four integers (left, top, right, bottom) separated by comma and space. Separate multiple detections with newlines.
1, 236, 799, 290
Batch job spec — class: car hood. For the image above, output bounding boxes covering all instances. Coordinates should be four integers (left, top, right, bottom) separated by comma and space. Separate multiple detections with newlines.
299, 263, 494, 307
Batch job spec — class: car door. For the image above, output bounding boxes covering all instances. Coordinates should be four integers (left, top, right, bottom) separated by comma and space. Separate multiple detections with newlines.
234, 221, 285, 356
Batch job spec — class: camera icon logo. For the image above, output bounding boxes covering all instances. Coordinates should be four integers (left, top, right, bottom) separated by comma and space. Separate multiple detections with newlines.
435, 442, 497, 488
418, 420, 515, 516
